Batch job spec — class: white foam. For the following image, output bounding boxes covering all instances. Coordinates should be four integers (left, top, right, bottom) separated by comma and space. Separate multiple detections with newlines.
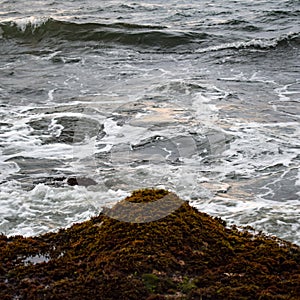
0, 181, 129, 237
48, 89, 56, 101
191, 193, 300, 244
8, 16, 50, 32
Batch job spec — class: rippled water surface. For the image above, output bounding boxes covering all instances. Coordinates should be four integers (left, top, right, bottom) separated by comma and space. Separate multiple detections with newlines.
0, 0, 299, 243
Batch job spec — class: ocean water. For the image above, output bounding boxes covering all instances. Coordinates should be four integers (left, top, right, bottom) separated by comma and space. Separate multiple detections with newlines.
0, 0, 299, 243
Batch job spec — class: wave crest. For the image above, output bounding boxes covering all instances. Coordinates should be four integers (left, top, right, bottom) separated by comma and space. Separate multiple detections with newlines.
196, 32, 300, 53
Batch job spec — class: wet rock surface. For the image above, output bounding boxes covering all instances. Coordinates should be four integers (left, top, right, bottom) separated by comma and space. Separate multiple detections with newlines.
28, 116, 105, 144
0, 189, 299, 299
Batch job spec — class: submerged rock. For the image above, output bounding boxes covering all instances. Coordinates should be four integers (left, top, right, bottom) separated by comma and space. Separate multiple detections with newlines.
0, 189, 299, 299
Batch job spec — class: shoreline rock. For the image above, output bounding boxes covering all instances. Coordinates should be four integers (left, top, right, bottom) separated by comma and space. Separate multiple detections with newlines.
0, 189, 299, 299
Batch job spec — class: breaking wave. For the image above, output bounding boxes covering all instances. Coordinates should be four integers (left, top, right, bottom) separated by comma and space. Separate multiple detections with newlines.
0, 17, 209, 50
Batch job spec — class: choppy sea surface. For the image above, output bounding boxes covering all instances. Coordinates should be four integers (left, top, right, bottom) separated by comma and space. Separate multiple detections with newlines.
0, 0, 299, 244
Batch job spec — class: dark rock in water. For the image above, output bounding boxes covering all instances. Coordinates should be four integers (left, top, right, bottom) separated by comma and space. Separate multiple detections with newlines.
0, 189, 299, 299
67, 177, 98, 187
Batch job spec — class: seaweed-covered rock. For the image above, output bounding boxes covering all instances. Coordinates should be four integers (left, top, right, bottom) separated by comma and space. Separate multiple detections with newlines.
0, 189, 299, 299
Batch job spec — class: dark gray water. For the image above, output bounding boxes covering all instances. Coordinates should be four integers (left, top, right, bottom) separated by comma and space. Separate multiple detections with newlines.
0, 0, 299, 243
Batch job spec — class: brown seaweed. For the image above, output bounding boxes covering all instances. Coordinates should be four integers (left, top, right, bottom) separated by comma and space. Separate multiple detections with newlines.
0, 189, 299, 299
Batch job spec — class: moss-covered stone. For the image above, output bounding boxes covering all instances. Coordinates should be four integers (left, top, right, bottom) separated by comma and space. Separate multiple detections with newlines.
0, 189, 299, 299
